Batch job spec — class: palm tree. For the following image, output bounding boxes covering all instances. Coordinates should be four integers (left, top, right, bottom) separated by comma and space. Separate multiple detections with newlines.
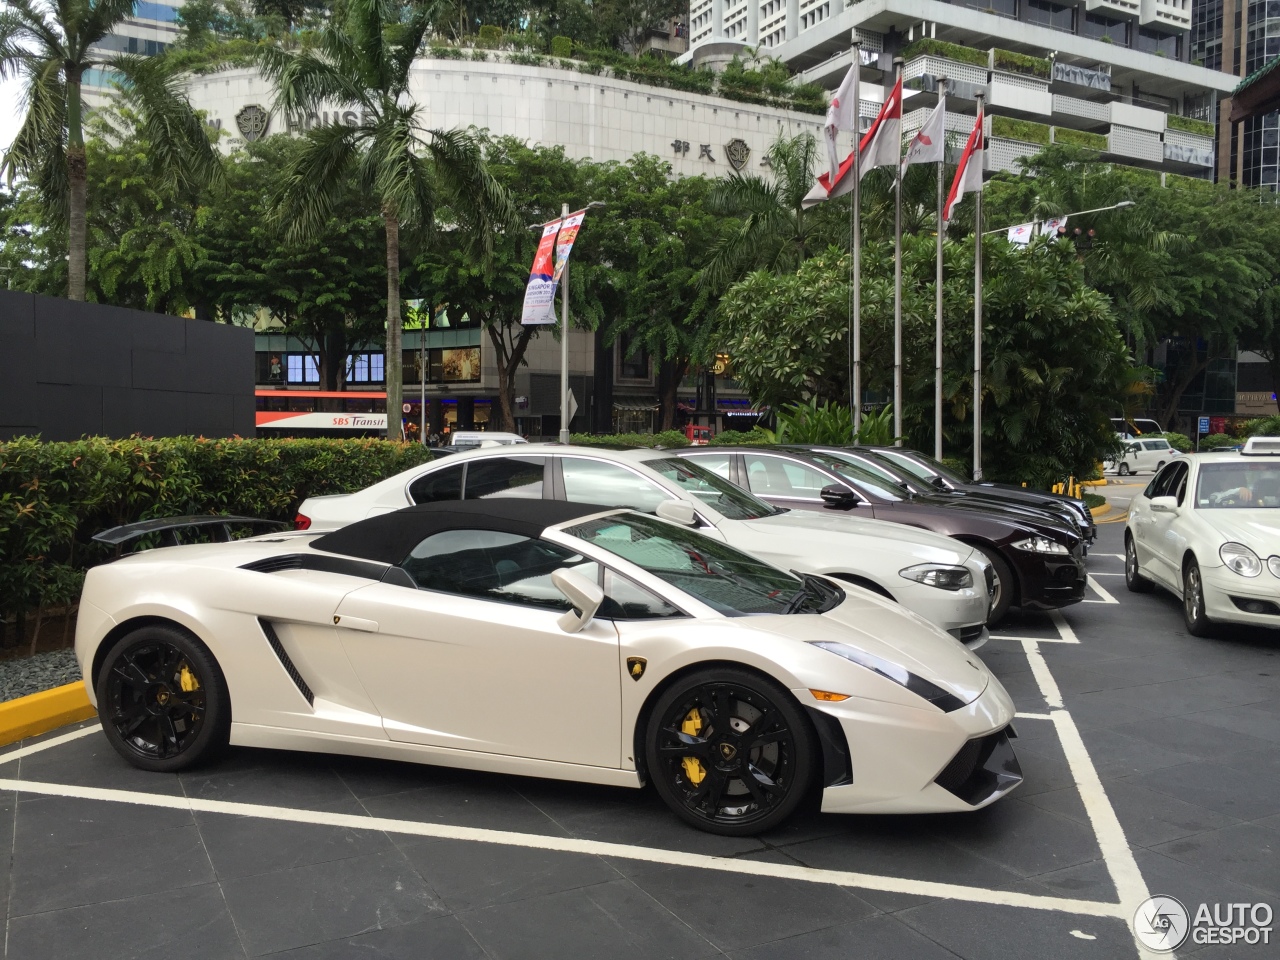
0, 1, 219, 301
258, 0, 513, 440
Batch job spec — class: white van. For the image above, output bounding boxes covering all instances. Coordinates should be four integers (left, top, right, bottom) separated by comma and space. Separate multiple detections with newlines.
448, 431, 528, 450
1110, 437, 1180, 476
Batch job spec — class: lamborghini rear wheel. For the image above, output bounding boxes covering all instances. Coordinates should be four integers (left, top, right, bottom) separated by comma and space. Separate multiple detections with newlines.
645, 667, 813, 836
97, 625, 230, 773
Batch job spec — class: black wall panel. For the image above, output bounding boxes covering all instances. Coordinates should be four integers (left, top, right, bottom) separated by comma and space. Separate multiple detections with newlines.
0, 290, 253, 441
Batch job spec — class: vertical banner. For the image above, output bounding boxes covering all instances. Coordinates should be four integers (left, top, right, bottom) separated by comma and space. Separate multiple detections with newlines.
520, 218, 563, 325
551, 209, 586, 282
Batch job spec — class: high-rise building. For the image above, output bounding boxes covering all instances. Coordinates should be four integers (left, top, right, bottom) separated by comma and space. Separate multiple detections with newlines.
82, 1, 184, 107
686, 0, 1238, 180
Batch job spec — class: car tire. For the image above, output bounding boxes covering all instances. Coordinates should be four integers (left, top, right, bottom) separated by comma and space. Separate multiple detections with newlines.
1125, 535, 1153, 593
971, 544, 1015, 625
645, 667, 814, 836
1182, 557, 1215, 638
1155, 461, 1165, 472
1117, 463, 1130, 477
96, 624, 231, 773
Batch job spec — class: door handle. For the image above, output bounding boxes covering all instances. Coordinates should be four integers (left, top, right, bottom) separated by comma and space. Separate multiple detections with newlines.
334, 614, 379, 632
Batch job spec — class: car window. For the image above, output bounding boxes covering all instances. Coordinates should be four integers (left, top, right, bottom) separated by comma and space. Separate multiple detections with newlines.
875, 449, 935, 483
561, 457, 672, 513
646, 457, 778, 520
408, 464, 463, 504
681, 453, 733, 480
464, 456, 545, 500
599, 570, 684, 620
743, 454, 831, 499
1168, 461, 1189, 506
1196, 461, 1280, 508
1145, 462, 1181, 500
811, 453, 909, 501
402, 529, 588, 610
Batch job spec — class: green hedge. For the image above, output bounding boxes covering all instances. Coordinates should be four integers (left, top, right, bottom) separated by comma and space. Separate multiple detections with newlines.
1167, 114, 1214, 137
991, 115, 1051, 146
901, 38, 989, 69
568, 431, 689, 448
1053, 127, 1107, 150
992, 48, 1051, 80
1151, 432, 1193, 453
0, 437, 432, 624
1200, 433, 1245, 450
551, 35, 573, 59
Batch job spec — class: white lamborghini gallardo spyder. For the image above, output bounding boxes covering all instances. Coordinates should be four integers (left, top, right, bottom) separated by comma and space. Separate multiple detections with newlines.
76, 501, 1021, 835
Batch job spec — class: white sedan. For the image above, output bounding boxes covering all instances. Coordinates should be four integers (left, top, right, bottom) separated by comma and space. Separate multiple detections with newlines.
77, 502, 1020, 835
297, 446, 996, 644
1125, 438, 1280, 636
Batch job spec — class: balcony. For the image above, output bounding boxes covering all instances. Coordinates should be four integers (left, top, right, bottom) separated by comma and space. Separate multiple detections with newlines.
1140, 0, 1190, 31
1108, 124, 1163, 163
1085, 0, 1141, 17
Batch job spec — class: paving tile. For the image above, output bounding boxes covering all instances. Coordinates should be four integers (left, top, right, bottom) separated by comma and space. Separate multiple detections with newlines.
1150, 822, 1280, 897
1125, 761, 1280, 822
9, 821, 213, 916
897, 898, 1135, 960
1069, 728, 1201, 779
396, 836, 621, 911
5, 882, 244, 960
1024, 857, 1117, 902
1064, 690, 1165, 730
329, 754, 469, 801
930, 798, 1102, 879
220, 848, 446, 956
14, 792, 193, 845
1137, 675, 1277, 709
1005, 739, 1080, 798
553, 800, 764, 869
457, 878, 718, 960
256, 914, 487, 959
359, 780, 571, 837
1180, 704, 1280, 745
14, 730, 184, 796
1111, 716, 1275, 762
180, 748, 359, 810
727, 912, 965, 960
1131, 846, 1275, 909
195, 800, 392, 881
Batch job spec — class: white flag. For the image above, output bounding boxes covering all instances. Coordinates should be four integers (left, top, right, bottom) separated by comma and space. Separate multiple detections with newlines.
903, 100, 946, 170
1041, 215, 1068, 236
804, 76, 903, 207
1007, 223, 1034, 246
823, 64, 859, 181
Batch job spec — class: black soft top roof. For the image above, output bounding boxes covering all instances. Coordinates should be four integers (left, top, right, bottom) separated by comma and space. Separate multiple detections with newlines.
309, 500, 614, 565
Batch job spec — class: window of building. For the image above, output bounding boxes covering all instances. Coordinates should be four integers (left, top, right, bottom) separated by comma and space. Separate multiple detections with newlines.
346, 352, 385, 383
1137, 27, 1181, 58
1025, 0, 1074, 32
1083, 12, 1130, 45
286, 354, 319, 383
955, 0, 1017, 16
617, 332, 652, 382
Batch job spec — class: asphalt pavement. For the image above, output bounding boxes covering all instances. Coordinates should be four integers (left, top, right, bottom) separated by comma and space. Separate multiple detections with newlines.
0, 517, 1275, 960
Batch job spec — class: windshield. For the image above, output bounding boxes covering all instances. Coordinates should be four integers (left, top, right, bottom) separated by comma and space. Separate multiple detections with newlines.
1195, 461, 1280, 508
807, 453, 906, 501
893, 450, 968, 486
644, 457, 780, 520
565, 513, 837, 615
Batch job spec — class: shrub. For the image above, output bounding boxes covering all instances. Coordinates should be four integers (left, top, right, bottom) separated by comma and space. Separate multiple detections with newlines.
1053, 127, 1106, 150
428, 44, 464, 60
900, 38, 989, 69
478, 24, 502, 48
709, 427, 775, 446
1167, 114, 1214, 137
551, 35, 573, 59
990, 115, 1051, 146
508, 51, 544, 67
469, 49, 489, 62
1152, 432, 1193, 453
568, 431, 689, 448
1200, 433, 1245, 450
992, 48, 1051, 79
0, 437, 432, 625
1245, 413, 1280, 436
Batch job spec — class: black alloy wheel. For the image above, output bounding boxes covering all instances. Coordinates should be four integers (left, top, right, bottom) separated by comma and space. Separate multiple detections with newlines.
1125, 535, 1153, 593
646, 667, 813, 836
1182, 557, 1214, 638
97, 625, 231, 772
972, 544, 1014, 625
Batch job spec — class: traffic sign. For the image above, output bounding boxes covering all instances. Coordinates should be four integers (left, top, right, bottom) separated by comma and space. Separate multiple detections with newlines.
1198, 416, 1210, 435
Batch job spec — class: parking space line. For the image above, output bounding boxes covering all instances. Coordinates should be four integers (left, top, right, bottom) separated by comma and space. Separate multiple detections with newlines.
0, 774, 1128, 921
1015, 712, 1053, 720
989, 635, 1078, 644
1089, 572, 1124, 576
1048, 610, 1079, 643
0, 724, 98, 766
1086, 579, 1120, 605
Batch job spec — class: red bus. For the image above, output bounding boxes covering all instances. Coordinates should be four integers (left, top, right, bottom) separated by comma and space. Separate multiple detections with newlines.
255, 389, 388, 435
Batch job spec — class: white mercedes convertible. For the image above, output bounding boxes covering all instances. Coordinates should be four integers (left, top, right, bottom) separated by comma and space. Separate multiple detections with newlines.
76, 501, 1020, 835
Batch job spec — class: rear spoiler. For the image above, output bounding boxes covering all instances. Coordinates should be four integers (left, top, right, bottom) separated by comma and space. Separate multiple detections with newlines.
92, 515, 291, 557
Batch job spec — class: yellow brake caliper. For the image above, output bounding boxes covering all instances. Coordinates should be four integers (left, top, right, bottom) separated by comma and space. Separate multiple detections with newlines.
178, 663, 200, 693
681, 709, 705, 785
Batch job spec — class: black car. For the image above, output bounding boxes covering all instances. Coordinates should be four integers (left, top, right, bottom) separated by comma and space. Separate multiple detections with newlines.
857, 447, 1097, 544
675, 446, 1087, 623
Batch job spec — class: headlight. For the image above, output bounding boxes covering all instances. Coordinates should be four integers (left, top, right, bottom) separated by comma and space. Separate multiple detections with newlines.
1220, 542, 1262, 578
1269, 556, 1280, 579
1012, 536, 1070, 555
810, 641, 966, 712
899, 563, 974, 591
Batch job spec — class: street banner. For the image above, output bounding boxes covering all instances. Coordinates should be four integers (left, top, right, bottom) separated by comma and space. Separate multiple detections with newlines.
1041, 215, 1068, 236
1007, 222, 1034, 245
903, 99, 946, 171
551, 209, 587, 283
824, 64, 859, 181
520, 218, 562, 325
943, 104, 984, 222
803, 75, 903, 207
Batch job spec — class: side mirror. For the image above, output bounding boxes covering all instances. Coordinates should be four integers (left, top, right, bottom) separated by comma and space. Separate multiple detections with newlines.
553, 568, 605, 633
656, 500, 698, 526
1150, 495, 1178, 513
820, 484, 859, 508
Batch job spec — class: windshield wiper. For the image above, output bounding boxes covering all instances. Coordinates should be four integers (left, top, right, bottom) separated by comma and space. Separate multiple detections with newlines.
781, 574, 844, 614
781, 586, 809, 614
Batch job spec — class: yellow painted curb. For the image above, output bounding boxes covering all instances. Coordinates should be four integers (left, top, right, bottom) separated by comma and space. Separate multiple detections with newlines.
1089, 503, 1111, 519
0, 681, 96, 748
1082, 478, 1108, 487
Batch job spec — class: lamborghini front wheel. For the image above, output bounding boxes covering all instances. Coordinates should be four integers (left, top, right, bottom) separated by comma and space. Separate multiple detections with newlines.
97, 624, 230, 772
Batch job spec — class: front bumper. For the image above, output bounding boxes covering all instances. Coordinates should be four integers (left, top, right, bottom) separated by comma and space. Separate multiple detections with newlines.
812, 676, 1022, 815
898, 580, 990, 637
1202, 566, 1280, 629
1014, 545, 1088, 610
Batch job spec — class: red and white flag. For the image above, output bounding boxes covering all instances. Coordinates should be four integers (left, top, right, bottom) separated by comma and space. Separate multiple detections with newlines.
823, 64, 859, 181
943, 105, 984, 222
804, 75, 903, 207
902, 100, 945, 171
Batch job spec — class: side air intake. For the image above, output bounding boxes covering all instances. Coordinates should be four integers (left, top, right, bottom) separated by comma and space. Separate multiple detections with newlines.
241, 555, 304, 574
258, 619, 314, 706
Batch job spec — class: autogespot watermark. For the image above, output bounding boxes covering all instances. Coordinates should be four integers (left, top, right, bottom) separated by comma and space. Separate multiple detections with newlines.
1133, 896, 1273, 951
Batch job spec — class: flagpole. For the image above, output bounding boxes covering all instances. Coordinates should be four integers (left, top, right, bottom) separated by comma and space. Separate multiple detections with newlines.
935, 79, 947, 462
892, 56, 904, 447
972, 93, 985, 482
850, 37, 862, 437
